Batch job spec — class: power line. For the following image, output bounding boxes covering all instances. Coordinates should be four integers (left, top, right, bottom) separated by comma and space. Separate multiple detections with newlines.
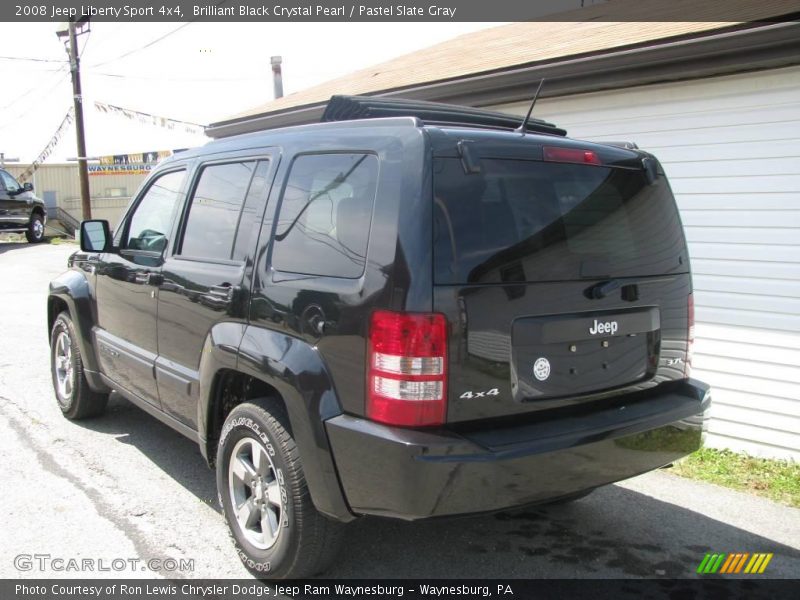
87, 22, 193, 68
0, 65, 70, 111
0, 69, 72, 129
83, 22, 125, 55
88, 71, 263, 83
85, 0, 230, 68
79, 28, 92, 58
0, 55, 67, 63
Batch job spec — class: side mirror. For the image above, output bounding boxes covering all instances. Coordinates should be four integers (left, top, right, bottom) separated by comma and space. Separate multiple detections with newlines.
80, 220, 111, 252
22, 182, 33, 192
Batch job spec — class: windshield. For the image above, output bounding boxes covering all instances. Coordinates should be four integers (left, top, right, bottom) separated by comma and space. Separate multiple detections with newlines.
433, 157, 687, 284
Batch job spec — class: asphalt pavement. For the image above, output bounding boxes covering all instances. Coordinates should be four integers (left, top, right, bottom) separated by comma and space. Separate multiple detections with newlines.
1, 240, 799, 580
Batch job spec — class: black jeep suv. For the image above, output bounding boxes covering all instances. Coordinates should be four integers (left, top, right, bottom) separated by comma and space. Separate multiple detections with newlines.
48, 96, 710, 578
0, 168, 47, 242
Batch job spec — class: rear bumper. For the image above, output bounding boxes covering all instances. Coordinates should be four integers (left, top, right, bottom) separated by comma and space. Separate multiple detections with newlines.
325, 379, 710, 520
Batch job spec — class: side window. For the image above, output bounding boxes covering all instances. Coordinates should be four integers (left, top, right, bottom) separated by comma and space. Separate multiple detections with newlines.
272, 153, 378, 278
125, 170, 186, 253
0, 171, 20, 193
180, 161, 255, 261
232, 160, 271, 262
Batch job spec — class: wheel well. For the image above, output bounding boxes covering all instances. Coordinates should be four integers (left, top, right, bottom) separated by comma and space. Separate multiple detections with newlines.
31, 206, 45, 219
47, 297, 69, 337
206, 369, 287, 466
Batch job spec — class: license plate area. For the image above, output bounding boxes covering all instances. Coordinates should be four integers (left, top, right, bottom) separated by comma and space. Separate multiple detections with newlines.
511, 307, 660, 402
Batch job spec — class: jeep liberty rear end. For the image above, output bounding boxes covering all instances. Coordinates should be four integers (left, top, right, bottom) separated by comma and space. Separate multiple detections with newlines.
324, 100, 709, 521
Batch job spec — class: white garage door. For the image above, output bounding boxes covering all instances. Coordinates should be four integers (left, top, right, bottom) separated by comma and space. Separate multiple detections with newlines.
494, 66, 800, 459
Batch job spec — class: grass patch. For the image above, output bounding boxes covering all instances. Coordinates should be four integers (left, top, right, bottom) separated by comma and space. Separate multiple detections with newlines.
0, 233, 25, 243
671, 447, 800, 508
615, 426, 701, 453
49, 236, 78, 245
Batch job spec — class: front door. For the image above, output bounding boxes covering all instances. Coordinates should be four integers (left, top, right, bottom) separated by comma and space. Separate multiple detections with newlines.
0, 170, 26, 225
94, 168, 188, 406
156, 157, 274, 428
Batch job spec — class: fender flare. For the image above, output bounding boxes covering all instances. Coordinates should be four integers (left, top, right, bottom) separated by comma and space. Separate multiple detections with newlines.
47, 269, 109, 393
198, 323, 354, 523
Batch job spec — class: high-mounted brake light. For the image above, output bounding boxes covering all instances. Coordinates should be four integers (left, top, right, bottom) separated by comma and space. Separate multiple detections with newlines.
543, 146, 602, 165
686, 294, 695, 377
367, 310, 448, 427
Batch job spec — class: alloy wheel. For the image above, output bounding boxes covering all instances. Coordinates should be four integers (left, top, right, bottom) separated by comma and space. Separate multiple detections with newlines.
227, 437, 283, 550
54, 331, 74, 403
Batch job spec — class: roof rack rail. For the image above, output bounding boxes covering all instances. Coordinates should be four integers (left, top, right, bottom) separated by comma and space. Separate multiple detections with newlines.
321, 95, 567, 137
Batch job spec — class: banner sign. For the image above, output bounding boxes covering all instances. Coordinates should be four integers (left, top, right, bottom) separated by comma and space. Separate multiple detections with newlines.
99, 151, 172, 165
88, 164, 153, 176
17, 108, 74, 183
94, 101, 205, 135
89, 150, 174, 176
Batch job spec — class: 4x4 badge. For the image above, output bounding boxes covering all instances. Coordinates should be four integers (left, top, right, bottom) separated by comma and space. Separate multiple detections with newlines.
533, 357, 551, 381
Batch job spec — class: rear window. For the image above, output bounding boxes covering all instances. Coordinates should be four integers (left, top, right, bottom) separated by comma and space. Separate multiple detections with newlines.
433, 158, 686, 284
271, 153, 378, 278
180, 161, 255, 261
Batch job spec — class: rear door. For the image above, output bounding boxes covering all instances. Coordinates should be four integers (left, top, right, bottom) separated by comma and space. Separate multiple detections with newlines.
156, 156, 276, 428
432, 151, 692, 423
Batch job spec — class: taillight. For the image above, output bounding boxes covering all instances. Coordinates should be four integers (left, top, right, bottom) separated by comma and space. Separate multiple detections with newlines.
686, 294, 695, 377
543, 146, 602, 165
367, 310, 448, 427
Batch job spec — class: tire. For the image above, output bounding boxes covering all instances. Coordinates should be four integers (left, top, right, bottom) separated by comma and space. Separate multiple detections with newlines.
217, 399, 345, 579
25, 213, 45, 243
50, 312, 108, 419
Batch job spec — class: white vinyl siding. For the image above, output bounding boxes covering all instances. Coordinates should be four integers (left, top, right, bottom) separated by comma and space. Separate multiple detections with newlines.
494, 65, 800, 459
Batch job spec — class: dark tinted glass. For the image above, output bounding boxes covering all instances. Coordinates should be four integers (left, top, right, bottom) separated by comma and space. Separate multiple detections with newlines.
433, 158, 686, 284
181, 162, 255, 260
231, 160, 271, 262
272, 154, 378, 278
0, 170, 20, 192
126, 170, 185, 253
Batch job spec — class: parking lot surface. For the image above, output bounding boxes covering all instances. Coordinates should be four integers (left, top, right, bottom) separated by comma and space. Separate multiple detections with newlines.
1, 241, 799, 579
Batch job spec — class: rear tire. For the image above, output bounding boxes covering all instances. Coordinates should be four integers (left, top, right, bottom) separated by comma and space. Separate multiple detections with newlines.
26, 213, 45, 243
50, 312, 108, 419
217, 398, 345, 579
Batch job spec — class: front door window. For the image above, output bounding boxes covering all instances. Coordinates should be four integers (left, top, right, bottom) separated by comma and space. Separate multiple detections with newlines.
124, 170, 186, 254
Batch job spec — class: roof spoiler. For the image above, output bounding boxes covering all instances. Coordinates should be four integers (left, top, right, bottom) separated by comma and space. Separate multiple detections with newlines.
321, 95, 567, 137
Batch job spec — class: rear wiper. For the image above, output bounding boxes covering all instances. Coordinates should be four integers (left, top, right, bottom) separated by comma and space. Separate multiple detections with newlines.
586, 279, 641, 302
587, 279, 622, 299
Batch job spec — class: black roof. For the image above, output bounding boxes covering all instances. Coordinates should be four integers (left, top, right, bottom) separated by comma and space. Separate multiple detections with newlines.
321, 95, 567, 137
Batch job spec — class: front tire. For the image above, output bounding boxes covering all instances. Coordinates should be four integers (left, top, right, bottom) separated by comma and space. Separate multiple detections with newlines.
50, 312, 108, 419
217, 399, 344, 579
26, 213, 45, 243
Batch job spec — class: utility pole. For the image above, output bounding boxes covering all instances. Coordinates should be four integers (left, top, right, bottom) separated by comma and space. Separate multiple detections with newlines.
59, 20, 91, 220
